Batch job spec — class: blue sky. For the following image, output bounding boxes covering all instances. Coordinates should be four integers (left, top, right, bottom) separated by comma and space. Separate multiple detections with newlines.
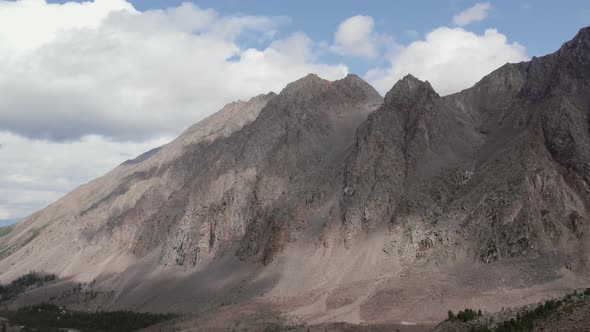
114, 0, 590, 54
46, 0, 590, 75
0, 0, 589, 220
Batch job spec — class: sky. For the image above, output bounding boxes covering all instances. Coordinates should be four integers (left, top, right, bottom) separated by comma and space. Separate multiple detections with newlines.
0, 0, 588, 221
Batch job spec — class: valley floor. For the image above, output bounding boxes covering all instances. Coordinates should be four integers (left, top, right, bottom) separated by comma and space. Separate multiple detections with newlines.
138, 259, 589, 331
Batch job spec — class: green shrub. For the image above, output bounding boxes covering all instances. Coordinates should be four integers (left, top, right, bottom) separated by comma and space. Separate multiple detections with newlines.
0, 272, 57, 301
21, 225, 48, 246
448, 310, 455, 320
0, 225, 14, 238
1, 303, 177, 332
447, 308, 481, 322
451, 290, 584, 332
494, 299, 563, 332
456, 308, 479, 322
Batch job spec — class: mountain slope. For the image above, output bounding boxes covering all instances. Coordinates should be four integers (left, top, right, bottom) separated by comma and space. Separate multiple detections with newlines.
0, 92, 277, 278
1, 26, 590, 329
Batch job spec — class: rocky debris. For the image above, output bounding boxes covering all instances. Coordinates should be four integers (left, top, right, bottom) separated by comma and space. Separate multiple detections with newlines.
457, 169, 474, 185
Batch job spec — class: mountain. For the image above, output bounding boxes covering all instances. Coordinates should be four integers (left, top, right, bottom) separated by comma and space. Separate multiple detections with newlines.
0, 219, 19, 227
1, 27, 590, 329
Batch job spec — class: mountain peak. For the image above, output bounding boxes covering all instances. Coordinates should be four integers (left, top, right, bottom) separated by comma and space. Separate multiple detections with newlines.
248, 91, 277, 104
396, 74, 432, 91
558, 25, 590, 60
336, 73, 374, 88
296, 73, 329, 85
401, 73, 420, 81
341, 73, 364, 82
280, 73, 331, 98
333, 73, 383, 103
571, 26, 590, 45
384, 74, 436, 104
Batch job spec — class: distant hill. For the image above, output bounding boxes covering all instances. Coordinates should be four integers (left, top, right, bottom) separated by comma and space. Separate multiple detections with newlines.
0, 219, 18, 227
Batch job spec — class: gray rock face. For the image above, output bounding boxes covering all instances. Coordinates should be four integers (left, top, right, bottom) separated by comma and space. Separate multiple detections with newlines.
1, 27, 590, 319
127, 73, 382, 266
341, 74, 483, 244
361, 26, 590, 267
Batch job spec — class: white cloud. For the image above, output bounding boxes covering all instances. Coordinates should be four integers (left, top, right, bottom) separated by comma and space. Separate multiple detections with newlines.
0, 208, 13, 220
366, 27, 528, 96
0, 0, 347, 141
0, 131, 172, 218
452, 2, 492, 26
332, 15, 379, 58
0, 0, 135, 54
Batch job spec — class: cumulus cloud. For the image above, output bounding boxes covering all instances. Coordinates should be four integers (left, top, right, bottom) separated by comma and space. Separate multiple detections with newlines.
366, 27, 528, 96
0, 209, 14, 220
452, 2, 492, 26
0, 0, 347, 141
0, 0, 135, 53
332, 15, 381, 58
